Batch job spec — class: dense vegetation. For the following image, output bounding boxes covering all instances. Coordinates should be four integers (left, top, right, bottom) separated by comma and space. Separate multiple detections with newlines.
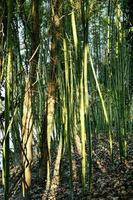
0, 0, 133, 199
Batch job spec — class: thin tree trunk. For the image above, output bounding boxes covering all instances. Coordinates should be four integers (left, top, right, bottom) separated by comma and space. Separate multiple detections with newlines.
21, 0, 40, 198
0, 0, 7, 81
39, 0, 61, 189
3, 0, 13, 199
22, 80, 33, 198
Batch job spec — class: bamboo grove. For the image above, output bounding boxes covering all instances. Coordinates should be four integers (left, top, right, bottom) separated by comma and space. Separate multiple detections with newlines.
0, 0, 132, 199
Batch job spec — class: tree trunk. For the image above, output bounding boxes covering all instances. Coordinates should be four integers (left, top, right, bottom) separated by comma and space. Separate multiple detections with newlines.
21, 0, 40, 198
3, 0, 13, 199
39, 0, 61, 188
22, 80, 33, 198
0, 0, 7, 81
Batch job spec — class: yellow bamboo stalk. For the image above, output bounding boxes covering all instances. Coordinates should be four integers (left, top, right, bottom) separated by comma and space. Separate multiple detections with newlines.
70, 0, 78, 56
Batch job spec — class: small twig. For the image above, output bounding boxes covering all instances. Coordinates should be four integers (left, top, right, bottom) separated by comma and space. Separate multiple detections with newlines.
29, 45, 40, 63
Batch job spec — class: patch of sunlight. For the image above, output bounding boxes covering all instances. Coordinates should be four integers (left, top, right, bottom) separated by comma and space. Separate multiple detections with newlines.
72, 159, 77, 179
74, 134, 81, 156
93, 151, 107, 173
50, 135, 62, 193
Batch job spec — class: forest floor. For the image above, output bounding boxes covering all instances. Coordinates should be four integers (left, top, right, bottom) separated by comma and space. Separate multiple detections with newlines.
0, 133, 133, 200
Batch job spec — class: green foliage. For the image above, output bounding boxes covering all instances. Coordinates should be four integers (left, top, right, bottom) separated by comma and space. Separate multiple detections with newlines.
0, 0, 132, 198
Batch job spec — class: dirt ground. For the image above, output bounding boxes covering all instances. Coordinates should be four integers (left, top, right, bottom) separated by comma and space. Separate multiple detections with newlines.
0, 133, 133, 200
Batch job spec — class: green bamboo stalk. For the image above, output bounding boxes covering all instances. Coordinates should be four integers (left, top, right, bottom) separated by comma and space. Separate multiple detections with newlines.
89, 46, 113, 157
70, 0, 78, 57
3, 48, 12, 200
63, 38, 73, 197
3, 1, 13, 199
